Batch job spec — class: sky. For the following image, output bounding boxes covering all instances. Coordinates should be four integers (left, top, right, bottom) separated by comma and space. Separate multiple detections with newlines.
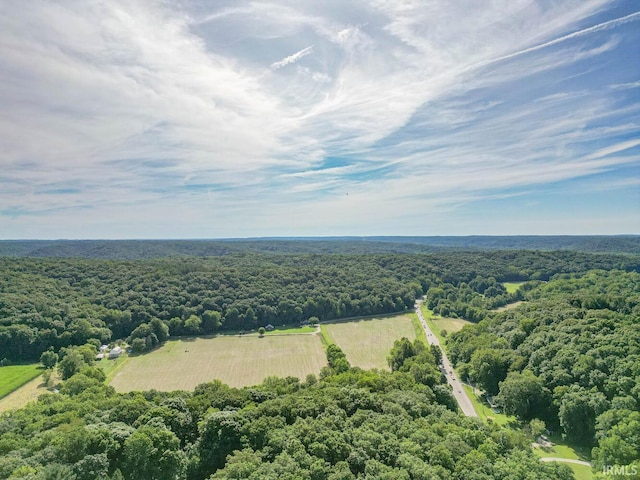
0, 0, 639, 239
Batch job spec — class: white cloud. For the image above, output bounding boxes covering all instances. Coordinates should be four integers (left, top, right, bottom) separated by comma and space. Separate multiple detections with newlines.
0, 0, 638, 237
271, 45, 314, 69
477, 9, 640, 68
585, 139, 640, 160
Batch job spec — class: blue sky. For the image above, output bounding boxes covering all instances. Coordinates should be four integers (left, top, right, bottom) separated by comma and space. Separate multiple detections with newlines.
0, 0, 638, 239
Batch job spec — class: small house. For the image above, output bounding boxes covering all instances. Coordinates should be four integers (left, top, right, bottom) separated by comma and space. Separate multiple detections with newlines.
99, 345, 109, 352
265, 324, 275, 331
96, 353, 104, 360
109, 346, 123, 359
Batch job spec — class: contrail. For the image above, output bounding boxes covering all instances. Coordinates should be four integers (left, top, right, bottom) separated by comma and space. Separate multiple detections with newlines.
271, 45, 314, 70
290, 10, 640, 126
481, 10, 640, 67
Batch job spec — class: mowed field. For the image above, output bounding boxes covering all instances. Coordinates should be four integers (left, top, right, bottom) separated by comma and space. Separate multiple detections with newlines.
323, 315, 417, 370
430, 316, 472, 334
110, 334, 327, 391
0, 364, 42, 399
503, 281, 525, 293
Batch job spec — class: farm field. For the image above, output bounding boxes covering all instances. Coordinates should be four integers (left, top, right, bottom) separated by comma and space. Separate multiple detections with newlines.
263, 325, 317, 335
323, 315, 416, 370
110, 334, 327, 391
0, 364, 42, 399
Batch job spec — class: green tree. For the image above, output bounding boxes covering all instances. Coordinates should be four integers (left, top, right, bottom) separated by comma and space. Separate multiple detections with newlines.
326, 344, 350, 374
430, 345, 443, 365
558, 385, 609, 446
73, 453, 109, 480
497, 370, 550, 421
469, 348, 511, 395
183, 315, 202, 335
592, 410, 640, 472
122, 423, 186, 480
387, 337, 416, 371
131, 337, 146, 354
198, 411, 245, 476
201, 310, 222, 334
42, 369, 52, 387
529, 419, 546, 440
58, 350, 87, 380
40, 350, 58, 369
59, 373, 102, 396
150, 318, 169, 342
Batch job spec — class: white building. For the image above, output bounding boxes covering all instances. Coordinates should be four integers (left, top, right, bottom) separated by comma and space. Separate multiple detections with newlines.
109, 346, 123, 359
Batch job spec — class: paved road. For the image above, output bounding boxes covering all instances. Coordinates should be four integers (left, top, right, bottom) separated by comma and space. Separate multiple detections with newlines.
539, 458, 591, 467
415, 300, 478, 417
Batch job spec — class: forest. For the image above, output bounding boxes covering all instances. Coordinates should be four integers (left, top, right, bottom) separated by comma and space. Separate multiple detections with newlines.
1, 235, 639, 259
1, 239, 639, 478
445, 270, 640, 472
1, 250, 639, 361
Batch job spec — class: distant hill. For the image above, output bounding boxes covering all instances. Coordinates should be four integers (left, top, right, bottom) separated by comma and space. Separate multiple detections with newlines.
0, 236, 639, 259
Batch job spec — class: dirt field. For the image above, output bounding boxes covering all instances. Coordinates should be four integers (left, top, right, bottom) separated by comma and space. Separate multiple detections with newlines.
109, 334, 327, 391
323, 315, 417, 370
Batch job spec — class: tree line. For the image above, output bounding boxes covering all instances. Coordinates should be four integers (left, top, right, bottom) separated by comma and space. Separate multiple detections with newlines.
2, 236, 639, 259
1, 250, 639, 361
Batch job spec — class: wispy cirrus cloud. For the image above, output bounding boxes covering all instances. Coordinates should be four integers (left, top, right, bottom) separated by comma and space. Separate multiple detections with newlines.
0, 0, 638, 238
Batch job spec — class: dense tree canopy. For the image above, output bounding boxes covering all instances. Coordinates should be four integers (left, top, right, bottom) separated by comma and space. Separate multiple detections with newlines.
1, 250, 637, 361
0, 358, 574, 479
1, 242, 639, 477
446, 270, 640, 467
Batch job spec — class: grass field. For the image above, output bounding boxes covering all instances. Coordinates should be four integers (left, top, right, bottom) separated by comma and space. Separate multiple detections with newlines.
214, 325, 318, 337
503, 282, 525, 293
262, 325, 317, 335
0, 364, 42, 399
420, 306, 472, 344
98, 355, 129, 383
110, 334, 327, 391
462, 384, 514, 426
533, 439, 593, 480
410, 313, 428, 344
431, 316, 472, 335
563, 464, 592, 480
323, 315, 417, 370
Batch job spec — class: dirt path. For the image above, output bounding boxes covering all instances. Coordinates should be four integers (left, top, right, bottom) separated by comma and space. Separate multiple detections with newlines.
539, 458, 591, 467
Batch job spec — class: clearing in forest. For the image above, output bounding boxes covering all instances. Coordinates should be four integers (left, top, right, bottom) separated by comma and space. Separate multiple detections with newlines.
430, 316, 472, 334
109, 334, 327, 391
323, 315, 417, 370
503, 281, 525, 293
